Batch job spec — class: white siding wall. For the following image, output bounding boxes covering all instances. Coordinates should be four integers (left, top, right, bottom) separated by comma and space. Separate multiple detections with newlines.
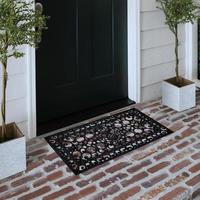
140, 0, 186, 102
0, 45, 29, 137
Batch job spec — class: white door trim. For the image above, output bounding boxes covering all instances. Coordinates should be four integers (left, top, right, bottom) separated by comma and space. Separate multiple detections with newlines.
27, 46, 37, 139
128, 0, 141, 103
27, 0, 141, 139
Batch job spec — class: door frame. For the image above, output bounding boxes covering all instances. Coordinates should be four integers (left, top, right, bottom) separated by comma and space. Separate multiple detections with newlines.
27, 0, 141, 139
27, 46, 37, 140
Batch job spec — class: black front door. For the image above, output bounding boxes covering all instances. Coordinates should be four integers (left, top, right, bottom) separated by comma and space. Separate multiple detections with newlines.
36, 0, 128, 125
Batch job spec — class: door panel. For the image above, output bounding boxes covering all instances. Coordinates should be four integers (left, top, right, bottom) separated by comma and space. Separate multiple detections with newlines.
90, 0, 113, 78
36, 0, 128, 124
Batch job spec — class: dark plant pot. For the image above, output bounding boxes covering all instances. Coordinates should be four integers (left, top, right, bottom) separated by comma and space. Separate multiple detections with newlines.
0, 123, 26, 180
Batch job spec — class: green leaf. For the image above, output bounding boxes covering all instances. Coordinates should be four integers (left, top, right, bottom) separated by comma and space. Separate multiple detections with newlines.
0, 0, 48, 62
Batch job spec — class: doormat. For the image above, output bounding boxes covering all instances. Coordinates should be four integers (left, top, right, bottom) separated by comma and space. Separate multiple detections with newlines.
45, 108, 173, 175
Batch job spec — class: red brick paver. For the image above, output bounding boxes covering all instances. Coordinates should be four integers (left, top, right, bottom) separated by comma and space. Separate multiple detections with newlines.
0, 90, 200, 199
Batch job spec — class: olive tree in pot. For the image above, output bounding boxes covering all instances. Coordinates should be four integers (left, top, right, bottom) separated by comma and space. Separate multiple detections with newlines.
156, 0, 200, 111
0, 0, 47, 180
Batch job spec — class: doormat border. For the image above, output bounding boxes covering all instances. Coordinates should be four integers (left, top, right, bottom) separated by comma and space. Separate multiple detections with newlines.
45, 108, 173, 175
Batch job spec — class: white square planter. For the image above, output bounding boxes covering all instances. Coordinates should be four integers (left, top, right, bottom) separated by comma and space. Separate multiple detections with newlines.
0, 123, 26, 180
162, 77, 196, 111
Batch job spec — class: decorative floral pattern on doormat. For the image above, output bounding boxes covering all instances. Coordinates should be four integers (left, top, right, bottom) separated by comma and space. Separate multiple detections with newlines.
45, 108, 173, 174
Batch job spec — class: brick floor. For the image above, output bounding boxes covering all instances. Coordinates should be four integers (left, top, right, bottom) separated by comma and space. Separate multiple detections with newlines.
0, 90, 200, 200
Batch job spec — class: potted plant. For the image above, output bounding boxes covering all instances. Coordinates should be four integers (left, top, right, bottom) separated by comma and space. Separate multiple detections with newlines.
0, 0, 47, 180
156, 0, 200, 111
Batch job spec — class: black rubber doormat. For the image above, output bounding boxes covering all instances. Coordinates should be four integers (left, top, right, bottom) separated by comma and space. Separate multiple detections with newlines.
45, 108, 173, 175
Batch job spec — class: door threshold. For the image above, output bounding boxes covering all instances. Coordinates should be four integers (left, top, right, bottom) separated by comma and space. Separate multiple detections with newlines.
37, 98, 135, 136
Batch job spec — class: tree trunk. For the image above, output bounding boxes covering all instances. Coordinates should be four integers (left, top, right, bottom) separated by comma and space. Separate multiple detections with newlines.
1, 61, 7, 142
175, 25, 180, 85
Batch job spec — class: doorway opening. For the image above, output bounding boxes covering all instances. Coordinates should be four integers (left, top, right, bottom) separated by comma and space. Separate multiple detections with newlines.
36, 0, 134, 135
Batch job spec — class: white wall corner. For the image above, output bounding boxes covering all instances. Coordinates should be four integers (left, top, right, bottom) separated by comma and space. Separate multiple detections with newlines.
128, 0, 141, 103
185, 22, 198, 80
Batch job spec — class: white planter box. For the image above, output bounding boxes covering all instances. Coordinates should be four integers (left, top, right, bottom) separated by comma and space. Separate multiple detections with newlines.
0, 123, 26, 180
162, 77, 196, 111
